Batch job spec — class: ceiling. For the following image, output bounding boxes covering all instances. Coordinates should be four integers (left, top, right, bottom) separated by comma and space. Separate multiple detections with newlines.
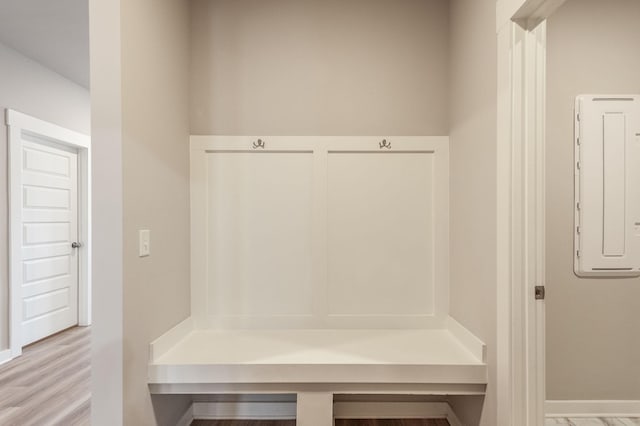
0, 0, 89, 88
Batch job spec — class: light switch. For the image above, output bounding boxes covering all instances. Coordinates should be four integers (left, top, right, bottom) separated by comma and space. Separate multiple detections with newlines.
139, 229, 150, 257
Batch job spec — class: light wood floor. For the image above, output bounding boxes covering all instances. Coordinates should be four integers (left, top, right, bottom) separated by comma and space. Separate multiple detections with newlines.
0, 326, 90, 426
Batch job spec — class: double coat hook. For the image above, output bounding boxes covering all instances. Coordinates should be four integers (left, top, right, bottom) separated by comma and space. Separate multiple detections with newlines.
252, 138, 265, 149
379, 139, 391, 149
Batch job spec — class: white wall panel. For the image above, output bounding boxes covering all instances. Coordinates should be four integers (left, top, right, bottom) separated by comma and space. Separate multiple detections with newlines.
191, 136, 449, 329
206, 151, 314, 317
327, 152, 434, 316
575, 95, 640, 276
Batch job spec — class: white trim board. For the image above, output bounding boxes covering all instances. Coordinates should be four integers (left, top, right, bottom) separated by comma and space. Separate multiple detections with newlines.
193, 402, 296, 420
496, 0, 556, 424
546, 400, 640, 418
150, 383, 487, 396
0, 349, 12, 366
5, 109, 91, 358
496, 0, 568, 31
512, 0, 567, 30
333, 402, 462, 426
6, 110, 90, 149
509, 20, 548, 426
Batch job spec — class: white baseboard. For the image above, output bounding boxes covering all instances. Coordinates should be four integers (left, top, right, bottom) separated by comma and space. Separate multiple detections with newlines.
0, 349, 13, 366
546, 400, 640, 418
334, 402, 462, 426
176, 403, 194, 426
193, 402, 296, 419
186, 401, 463, 424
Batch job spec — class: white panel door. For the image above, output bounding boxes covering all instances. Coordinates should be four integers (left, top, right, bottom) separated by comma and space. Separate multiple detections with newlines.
20, 137, 79, 345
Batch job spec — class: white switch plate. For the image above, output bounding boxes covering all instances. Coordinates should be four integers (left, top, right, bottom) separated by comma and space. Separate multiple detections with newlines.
139, 229, 150, 257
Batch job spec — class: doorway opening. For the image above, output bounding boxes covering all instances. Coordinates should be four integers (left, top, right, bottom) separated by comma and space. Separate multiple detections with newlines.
6, 110, 91, 358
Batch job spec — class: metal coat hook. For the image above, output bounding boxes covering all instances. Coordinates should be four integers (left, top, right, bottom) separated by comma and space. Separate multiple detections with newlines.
252, 138, 265, 149
379, 139, 391, 149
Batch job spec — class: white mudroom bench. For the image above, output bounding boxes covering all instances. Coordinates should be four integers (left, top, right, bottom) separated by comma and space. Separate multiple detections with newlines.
148, 317, 487, 425
148, 136, 487, 425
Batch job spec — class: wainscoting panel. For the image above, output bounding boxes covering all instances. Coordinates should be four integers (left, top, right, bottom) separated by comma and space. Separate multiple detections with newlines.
190, 136, 449, 329
206, 150, 315, 318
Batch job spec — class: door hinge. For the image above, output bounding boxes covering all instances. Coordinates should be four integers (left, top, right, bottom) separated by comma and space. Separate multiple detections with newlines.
535, 285, 546, 300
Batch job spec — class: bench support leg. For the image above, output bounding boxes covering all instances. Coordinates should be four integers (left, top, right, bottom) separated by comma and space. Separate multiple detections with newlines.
297, 392, 333, 426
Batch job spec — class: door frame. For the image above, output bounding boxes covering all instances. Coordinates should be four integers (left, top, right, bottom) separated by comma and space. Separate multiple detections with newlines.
6, 109, 91, 358
496, 1, 567, 424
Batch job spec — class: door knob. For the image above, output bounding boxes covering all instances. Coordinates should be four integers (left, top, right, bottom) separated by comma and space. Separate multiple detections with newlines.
71, 242, 82, 249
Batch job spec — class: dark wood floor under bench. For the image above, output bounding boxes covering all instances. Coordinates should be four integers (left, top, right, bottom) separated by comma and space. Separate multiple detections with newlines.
192, 420, 450, 426
0, 326, 90, 426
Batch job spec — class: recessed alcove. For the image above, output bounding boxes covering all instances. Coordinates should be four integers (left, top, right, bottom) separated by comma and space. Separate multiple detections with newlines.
141, 0, 490, 423
148, 136, 487, 423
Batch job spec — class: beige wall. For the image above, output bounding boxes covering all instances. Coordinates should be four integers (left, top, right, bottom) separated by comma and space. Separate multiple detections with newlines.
120, 0, 192, 423
89, 0, 123, 421
448, 0, 497, 424
190, 0, 449, 136
0, 42, 90, 351
90, 0, 192, 423
546, 0, 640, 401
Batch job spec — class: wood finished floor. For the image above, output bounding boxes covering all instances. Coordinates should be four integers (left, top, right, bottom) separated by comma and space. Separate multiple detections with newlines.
0, 326, 90, 426
192, 420, 449, 426
335, 421, 450, 426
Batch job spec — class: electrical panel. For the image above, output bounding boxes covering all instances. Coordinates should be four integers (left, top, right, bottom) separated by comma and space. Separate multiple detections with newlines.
575, 95, 640, 277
